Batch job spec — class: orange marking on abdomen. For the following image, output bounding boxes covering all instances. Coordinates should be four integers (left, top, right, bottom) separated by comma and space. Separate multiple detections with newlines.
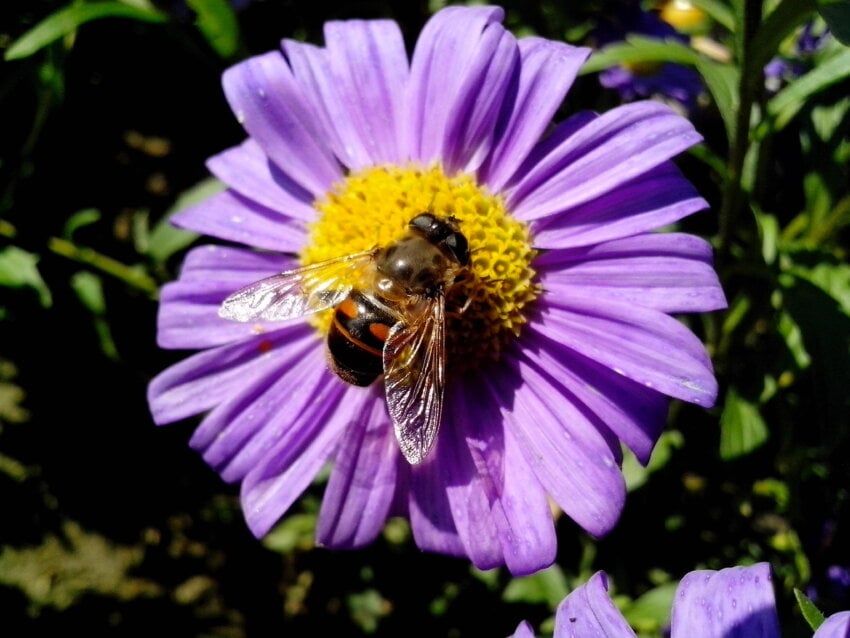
368, 322, 391, 342
337, 298, 358, 319
332, 316, 383, 357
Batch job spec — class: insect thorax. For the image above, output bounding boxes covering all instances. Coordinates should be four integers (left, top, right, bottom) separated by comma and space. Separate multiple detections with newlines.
375, 236, 459, 297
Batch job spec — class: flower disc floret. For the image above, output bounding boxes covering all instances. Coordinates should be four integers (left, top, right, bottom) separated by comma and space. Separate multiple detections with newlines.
302, 165, 539, 371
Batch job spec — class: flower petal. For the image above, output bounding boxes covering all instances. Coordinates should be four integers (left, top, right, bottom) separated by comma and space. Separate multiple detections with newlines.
219, 364, 342, 486
441, 23, 519, 173
453, 376, 556, 575
523, 328, 668, 464
480, 38, 591, 191
670, 564, 781, 638
492, 353, 626, 537
406, 5, 504, 162
158, 284, 280, 349
322, 19, 409, 166
188, 342, 328, 481
317, 389, 400, 548
147, 323, 313, 425
180, 244, 292, 277
535, 293, 718, 407
554, 571, 636, 638
171, 189, 307, 252
156, 245, 293, 349
531, 162, 708, 249
409, 443, 467, 559
282, 39, 367, 170
240, 384, 371, 537
222, 51, 343, 196
508, 101, 702, 221
814, 612, 850, 638
537, 233, 727, 313
428, 395, 504, 570
206, 140, 316, 222
511, 621, 536, 638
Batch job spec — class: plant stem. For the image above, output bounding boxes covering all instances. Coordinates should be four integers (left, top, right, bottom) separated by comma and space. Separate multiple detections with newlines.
48, 237, 158, 296
718, 0, 763, 262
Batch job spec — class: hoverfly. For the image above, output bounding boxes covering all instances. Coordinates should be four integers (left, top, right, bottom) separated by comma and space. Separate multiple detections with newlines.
218, 213, 470, 464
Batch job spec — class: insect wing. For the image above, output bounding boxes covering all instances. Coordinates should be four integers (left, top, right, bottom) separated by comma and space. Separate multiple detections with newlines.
383, 296, 446, 464
218, 250, 375, 322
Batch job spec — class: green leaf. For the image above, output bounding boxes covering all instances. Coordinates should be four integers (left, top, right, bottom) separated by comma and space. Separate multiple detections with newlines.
580, 35, 701, 74
794, 588, 826, 630
819, 0, 850, 45
758, 49, 850, 136
5, 2, 167, 61
63, 208, 101, 240
262, 513, 316, 553
0, 247, 52, 307
810, 96, 850, 143
503, 564, 569, 607
622, 431, 684, 492
71, 271, 106, 315
790, 260, 850, 314
753, 478, 791, 510
0, 521, 160, 610
71, 271, 119, 359
719, 387, 769, 460
755, 210, 780, 265
147, 177, 225, 262
777, 310, 812, 369
696, 59, 740, 141
621, 582, 677, 634
347, 589, 390, 634
186, 0, 241, 58
690, 0, 736, 30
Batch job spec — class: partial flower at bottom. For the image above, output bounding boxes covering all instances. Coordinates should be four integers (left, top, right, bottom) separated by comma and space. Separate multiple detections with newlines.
512, 563, 850, 638
148, 4, 726, 575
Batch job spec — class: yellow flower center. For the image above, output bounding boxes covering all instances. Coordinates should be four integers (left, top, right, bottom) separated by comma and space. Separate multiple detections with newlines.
301, 165, 539, 372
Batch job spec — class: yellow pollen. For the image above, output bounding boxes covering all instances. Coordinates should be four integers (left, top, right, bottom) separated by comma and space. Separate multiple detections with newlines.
301, 165, 539, 372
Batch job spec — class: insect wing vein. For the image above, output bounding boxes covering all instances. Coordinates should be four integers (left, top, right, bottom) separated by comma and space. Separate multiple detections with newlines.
384, 297, 446, 464
218, 250, 375, 322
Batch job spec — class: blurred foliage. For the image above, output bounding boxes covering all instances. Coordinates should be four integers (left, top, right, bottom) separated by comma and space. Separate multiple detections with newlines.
0, 521, 161, 610
1, 0, 849, 636
795, 588, 827, 630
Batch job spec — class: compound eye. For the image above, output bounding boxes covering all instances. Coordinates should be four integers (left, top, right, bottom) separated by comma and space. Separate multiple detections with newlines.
409, 213, 437, 235
443, 232, 469, 266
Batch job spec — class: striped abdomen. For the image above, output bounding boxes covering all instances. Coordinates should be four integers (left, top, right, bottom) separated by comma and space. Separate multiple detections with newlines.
327, 290, 397, 386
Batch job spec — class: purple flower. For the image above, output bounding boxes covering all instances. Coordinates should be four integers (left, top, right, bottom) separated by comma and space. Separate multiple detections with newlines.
671, 564, 781, 637
828, 566, 850, 591
513, 564, 850, 637
148, 5, 725, 574
509, 571, 634, 637
596, 6, 703, 108
764, 23, 830, 92
815, 612, 850, 638
808, 565, 850, 607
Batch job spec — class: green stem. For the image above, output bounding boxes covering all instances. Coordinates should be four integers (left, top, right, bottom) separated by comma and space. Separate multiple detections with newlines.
718, 0, 763, 262
807, 194, 850, 244
48, 237, 158, 296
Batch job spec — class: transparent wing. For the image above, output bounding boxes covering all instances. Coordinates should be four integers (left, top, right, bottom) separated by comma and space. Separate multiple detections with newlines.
383, 296, 446, 465
218, 249, 376, 322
